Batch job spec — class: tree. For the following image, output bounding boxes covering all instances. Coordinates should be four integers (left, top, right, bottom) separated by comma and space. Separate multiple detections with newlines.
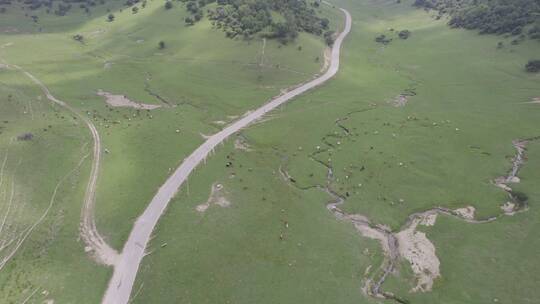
132, 6, 138, 14
164, 1, 172, 10
185, 16, 194, 26
107, 13, 115, 22
158, 41, 165, 49
73, 34, 84, 42
324, 31, 335, 46
398, 29, 411, 39
414, 0, 540, 41
525, 60, 540, 73
375, 34, 391, 44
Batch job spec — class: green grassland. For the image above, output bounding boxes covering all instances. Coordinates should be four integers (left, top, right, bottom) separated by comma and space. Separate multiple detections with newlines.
134, 0, 540, 303
0, 0, 341, 302
0, 68, 110, 303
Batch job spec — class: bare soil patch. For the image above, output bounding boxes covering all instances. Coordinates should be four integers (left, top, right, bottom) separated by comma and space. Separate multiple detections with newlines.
527, 97, 540, 104
453, 206, 476, 220
234, 137, 252, 151
390, 94, 409, 107
396, 213, 440, 292
196, 183, 230, 213
97, 90, 161, 110
320, 47, 332, 73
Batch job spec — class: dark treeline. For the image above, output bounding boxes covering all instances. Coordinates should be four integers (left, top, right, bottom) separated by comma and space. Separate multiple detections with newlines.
0, 0, 108, 16
413, 0, 540, 41
181, 0, 332, 44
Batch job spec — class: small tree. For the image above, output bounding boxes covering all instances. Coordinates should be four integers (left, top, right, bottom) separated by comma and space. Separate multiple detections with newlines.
398, 29, 411, 39
107, 13, 115, 22
132, 6, 138, 14
164, 1, 172, 10
324, 31, 335, 46
73, 34, 84, 43
525, 60, 540, 73
158, 41, 165, 49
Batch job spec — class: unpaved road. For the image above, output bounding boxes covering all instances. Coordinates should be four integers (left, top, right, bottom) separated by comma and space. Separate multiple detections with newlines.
102, 7, 352, 304
1, 60, 119, 265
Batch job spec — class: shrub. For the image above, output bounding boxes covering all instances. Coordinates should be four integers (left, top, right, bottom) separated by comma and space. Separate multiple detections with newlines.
525, 60, 540, 73
398, 29, 411, 39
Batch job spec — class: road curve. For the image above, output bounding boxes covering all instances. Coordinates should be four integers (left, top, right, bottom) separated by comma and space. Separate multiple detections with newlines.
1, 60, 119, 265
102, 7, 352, 304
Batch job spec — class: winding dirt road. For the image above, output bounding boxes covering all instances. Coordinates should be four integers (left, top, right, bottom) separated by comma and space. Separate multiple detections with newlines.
102, 7, 352, 304
1, 60, 119, 265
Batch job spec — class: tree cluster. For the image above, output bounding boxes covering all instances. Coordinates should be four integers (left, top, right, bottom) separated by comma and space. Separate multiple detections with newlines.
180, 0, 331, 43
525, 60, 540, 73
413, 0, 540, 41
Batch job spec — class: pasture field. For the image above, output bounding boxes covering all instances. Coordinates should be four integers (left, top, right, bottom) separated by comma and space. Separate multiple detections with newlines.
0, 0, 339, 302
0, 68, 110, 303
133, 0, 540, 303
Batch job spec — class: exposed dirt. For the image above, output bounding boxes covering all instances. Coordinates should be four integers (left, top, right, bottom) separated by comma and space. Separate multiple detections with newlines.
526, 97, 540, 104
453, 206, 476, 220
320, 47, 331, 74
501, 201, 517, 215
396, 213, 440, 292
280, 136, 537, 303
97, 90, 161, 110
234, 136, 252, 151
391, 94, 409, 107
196, 183, 230, 213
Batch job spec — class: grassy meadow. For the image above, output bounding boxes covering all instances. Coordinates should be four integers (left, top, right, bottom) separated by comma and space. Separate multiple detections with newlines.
0, 0, 339, 302
133, 0, 540, 303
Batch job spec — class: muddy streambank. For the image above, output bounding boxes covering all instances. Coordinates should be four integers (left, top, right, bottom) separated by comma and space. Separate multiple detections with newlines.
280, 137, 537, 303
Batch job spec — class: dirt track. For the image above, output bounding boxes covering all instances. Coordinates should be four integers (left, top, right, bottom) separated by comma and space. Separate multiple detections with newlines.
101, 6, 352, 304
1, 60, 119, 265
